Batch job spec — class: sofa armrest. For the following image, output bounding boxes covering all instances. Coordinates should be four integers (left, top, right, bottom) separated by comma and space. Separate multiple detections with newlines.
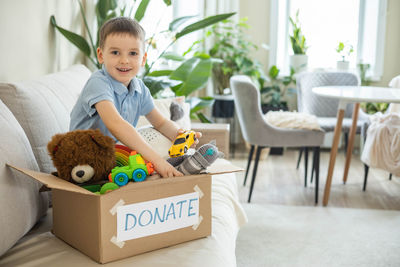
192, 122, 230, 158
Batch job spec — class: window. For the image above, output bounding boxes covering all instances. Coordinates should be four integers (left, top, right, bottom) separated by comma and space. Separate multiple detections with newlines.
270, 0, 387, 79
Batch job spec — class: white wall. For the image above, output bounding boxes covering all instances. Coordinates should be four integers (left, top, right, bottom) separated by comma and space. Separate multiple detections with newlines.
0, 0, 85, 82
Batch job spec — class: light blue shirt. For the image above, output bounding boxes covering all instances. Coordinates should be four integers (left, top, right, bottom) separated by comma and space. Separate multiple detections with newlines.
70, 65, 154, 141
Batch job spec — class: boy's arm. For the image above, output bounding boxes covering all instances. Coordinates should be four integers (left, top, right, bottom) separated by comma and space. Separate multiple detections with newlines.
145, 108, 180, 141
95, 100, 183, 178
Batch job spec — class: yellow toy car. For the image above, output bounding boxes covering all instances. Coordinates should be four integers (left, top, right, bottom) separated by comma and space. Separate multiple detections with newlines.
168, 131, 197, 157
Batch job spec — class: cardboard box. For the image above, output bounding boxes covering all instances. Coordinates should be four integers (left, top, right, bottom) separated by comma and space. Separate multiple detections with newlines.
8, 159, 241, 264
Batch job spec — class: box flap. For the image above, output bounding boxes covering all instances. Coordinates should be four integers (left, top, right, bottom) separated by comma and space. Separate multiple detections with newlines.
7, 164, 93, 195
206, 158, 243, 175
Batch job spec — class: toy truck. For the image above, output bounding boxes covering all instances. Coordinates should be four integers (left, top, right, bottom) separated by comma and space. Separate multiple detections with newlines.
108, 151, 154, 186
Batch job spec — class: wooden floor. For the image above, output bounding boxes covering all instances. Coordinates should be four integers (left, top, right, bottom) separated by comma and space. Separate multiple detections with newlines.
230, 145, 400, 210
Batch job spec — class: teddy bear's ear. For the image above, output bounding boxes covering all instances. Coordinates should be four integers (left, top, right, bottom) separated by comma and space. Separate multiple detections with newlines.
89, 129, 115, 149
47, 133, 65, 157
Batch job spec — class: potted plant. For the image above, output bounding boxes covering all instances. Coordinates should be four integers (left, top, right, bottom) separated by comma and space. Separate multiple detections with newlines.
289, 10, 308, 72
202, 18, 267, 118
358, 62, 389, 114
336, 42, 354, 70
50, 0, 235, 123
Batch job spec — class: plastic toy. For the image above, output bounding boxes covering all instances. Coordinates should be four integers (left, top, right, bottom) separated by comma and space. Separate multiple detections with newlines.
167, 141, 224, 175
168, 130, 197, 158
108, 151, 154, 186
81, 182, 120, 195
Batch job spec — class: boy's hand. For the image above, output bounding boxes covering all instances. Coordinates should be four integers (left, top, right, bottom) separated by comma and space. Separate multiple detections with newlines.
154, 160, 183, 178
177, 129, 202, 148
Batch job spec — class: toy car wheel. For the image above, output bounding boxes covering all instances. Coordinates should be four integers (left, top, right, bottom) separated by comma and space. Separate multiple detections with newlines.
132, 169, 147, 182
114, 173, 129, 186
184, 146, 188, 153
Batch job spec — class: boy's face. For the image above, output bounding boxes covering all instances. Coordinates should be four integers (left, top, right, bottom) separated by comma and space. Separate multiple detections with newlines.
97, 33, 146, 87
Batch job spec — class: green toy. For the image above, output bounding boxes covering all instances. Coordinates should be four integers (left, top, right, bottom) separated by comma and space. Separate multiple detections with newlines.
108, 151, 154, 186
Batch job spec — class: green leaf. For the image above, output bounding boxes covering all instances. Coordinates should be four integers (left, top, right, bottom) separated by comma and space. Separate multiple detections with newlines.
189, 96, 215, 113
169, 15, 197, 31
268, 65, 280, 79
175, 12, 236, 39
134, 0, 150, 22
147, 70, 174, 77
195, 112, 213, 123
142, 76, 181, 96
163, 0, 172, 5
175, 58, 212, 96
170, 57, 199, 81
161, 52, 185, 61
96, 0, 117, 21
50, 16, 91, 57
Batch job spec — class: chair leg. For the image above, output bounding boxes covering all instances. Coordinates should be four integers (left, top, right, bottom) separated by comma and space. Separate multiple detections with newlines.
313, 146, 320, 204
304, 147, 309, 187
248, 146, 264, 203
311, 149, 316, 184
389, 173, 392, 180
243, 145, 255, 186
344, 132, 349, 154
363, 164, 369, 191
296, 148, 303, 169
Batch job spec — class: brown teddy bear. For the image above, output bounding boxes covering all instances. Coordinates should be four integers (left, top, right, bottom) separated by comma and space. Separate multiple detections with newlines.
47, 129, 116, 184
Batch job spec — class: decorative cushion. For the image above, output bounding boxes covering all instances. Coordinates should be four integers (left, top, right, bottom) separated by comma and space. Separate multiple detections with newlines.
0, 100, 49, 257
137, 126, 172, 159
0, 65, 91, 173
136, 96, 191, 130
264, 111, 322, 131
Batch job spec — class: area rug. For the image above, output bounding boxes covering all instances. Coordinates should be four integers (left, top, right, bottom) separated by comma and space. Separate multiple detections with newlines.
236, 204, 400, 267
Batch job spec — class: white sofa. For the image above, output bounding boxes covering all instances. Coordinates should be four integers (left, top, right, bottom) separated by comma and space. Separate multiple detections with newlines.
0, 65, 247, 266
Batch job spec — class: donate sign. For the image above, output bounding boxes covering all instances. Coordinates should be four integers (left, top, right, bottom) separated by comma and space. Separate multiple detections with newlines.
117, 192, 200, 241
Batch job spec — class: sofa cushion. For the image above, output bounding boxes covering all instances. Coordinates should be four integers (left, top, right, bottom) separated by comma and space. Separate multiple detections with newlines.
0, 65, 91, 173
0, 100, 49, 257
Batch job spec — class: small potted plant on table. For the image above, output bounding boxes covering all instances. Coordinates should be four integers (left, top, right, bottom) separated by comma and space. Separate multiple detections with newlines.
336, 42, 354, 70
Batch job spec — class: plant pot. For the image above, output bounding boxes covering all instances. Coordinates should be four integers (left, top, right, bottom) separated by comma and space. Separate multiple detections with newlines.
337, 61, 350, 70
261, 104, 288, 114
289, 55, 308, 73
212, 94, 235, 118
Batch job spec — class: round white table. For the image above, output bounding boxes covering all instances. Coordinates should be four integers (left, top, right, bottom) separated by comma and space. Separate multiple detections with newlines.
312, 86, 400, 206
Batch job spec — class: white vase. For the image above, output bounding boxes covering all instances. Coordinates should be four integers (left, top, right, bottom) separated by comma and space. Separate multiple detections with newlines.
289, 55, 308, 73
336, 61, 350, 71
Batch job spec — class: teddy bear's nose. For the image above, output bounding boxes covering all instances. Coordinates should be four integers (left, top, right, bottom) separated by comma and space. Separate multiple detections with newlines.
76, 170, 85, 178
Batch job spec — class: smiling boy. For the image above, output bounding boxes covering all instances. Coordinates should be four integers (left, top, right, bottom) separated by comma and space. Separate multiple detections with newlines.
70, 17, 200, 178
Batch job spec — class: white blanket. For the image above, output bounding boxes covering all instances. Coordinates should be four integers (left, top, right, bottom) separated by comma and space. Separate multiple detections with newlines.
264, 111, 322, 131
361, 113, 400, 175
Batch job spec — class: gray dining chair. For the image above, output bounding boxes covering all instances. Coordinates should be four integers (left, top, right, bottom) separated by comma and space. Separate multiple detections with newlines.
230, 75, 325, 203
296, 72, 369, 181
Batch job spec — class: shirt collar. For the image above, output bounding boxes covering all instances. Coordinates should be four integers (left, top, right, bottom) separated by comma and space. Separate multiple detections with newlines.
101, 65, 142, 95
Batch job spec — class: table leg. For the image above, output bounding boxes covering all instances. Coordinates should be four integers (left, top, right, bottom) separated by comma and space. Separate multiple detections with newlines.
342, 103, 360, 184
323, 108, 345, 206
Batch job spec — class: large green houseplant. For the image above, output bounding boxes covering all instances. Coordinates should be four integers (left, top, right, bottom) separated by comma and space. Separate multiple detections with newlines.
260, 65, 296, 112
205, 18, 266, 95
50, 0, 234, 122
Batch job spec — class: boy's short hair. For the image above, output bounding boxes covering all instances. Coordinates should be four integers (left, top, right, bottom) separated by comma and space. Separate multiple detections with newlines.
99, 17, 145, 49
